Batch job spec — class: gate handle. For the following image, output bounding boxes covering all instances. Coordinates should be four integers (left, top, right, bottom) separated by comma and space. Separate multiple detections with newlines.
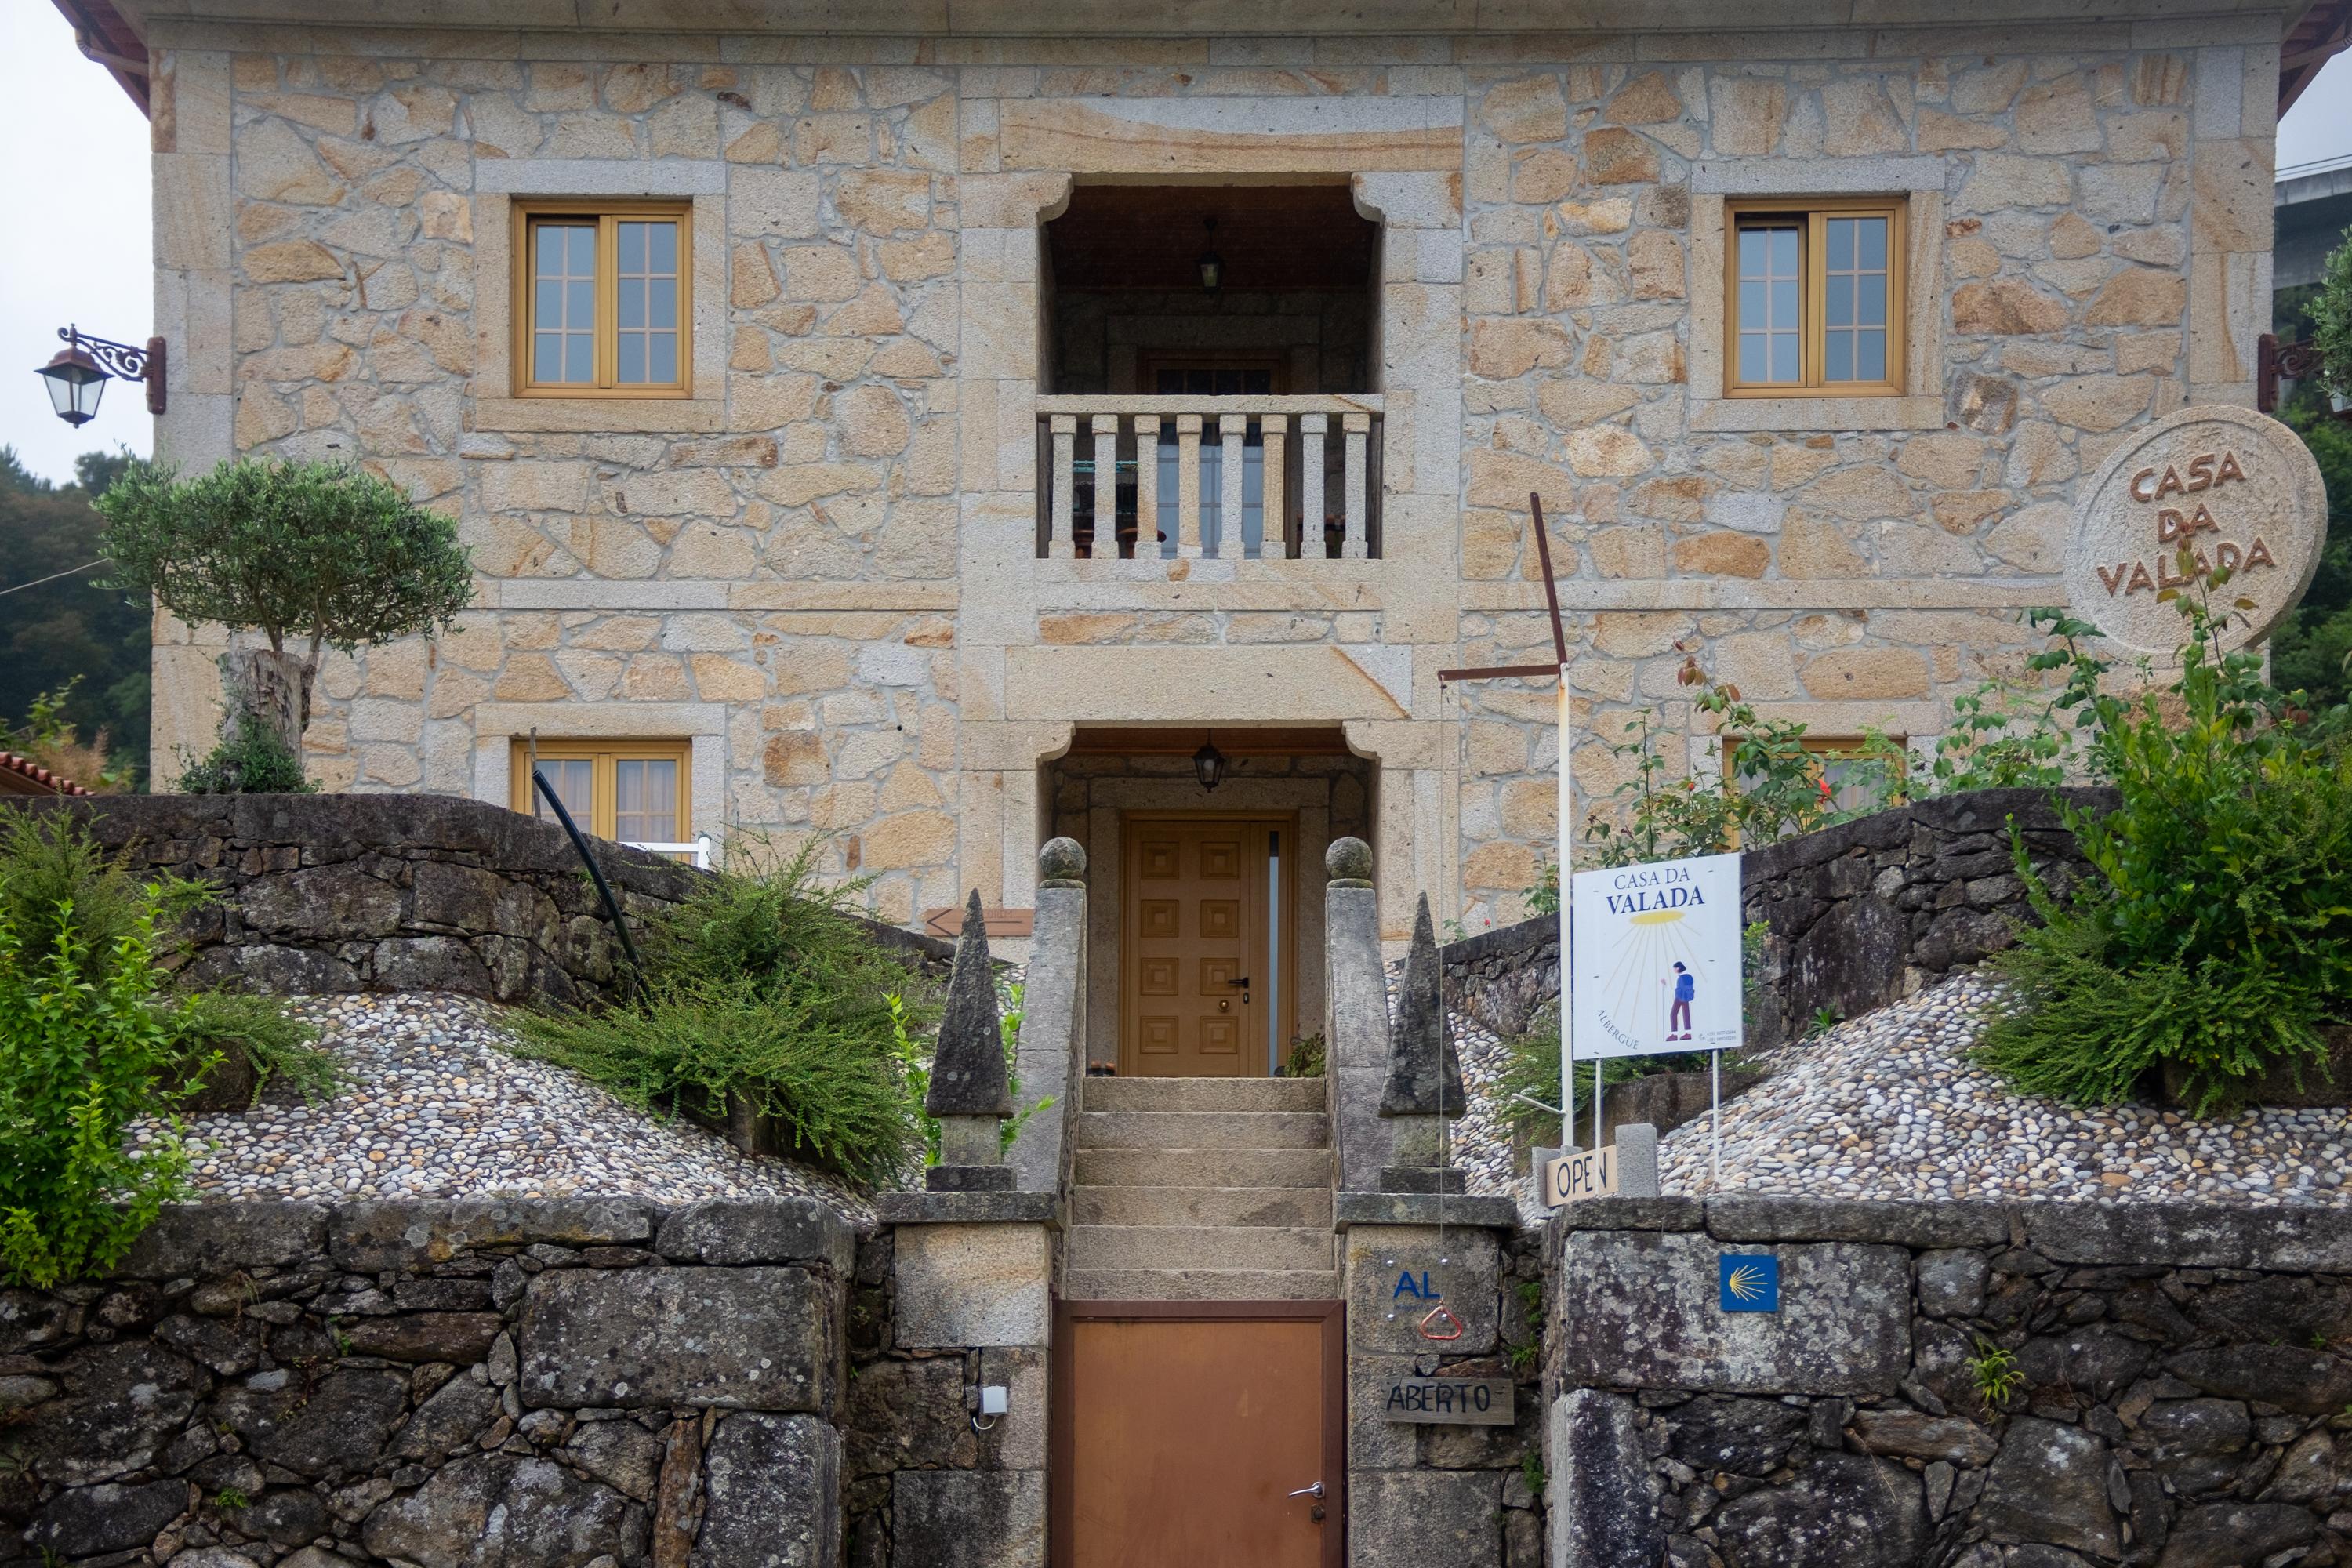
1288, 1482, 1324, 1500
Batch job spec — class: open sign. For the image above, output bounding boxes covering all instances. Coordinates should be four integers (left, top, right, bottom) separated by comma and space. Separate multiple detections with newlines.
1541, 1145, 1617, 1207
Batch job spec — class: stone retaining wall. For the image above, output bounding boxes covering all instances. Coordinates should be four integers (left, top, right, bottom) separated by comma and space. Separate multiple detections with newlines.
0, 1197, 862, 1568
1439, 787, 2111, 1048
2, 794, 950, 1007
1548, 1196, 2352, 1568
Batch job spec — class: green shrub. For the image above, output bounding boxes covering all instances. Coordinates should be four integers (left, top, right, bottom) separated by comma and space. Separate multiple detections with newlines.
1979, 590, 2352, 1112
510, 975, 919, 1184
510, 838, 934, 1184
1581, 657, 1905, 869
176, 711, 317, 796
173, 991, 338, 1106
0, 811, 169, 985
1283, 1033, 1327, 1078
0, 880, 194, 1288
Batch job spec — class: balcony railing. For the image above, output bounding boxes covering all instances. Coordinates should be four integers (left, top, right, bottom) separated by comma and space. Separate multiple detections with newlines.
1036, 394, 1384, 561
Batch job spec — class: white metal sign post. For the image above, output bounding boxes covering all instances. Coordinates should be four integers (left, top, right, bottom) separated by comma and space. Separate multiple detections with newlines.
1441, 494, 1754, 1196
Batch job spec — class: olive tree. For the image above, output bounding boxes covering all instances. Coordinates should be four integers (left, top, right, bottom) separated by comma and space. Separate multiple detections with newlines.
96, 458, 473, 786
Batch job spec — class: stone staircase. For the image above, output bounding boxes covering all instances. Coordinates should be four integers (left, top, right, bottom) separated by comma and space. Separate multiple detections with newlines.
1063, 1076, 1338, 1300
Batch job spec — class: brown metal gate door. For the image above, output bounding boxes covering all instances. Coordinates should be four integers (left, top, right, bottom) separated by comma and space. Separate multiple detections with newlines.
1054, 1303, 1343, 1568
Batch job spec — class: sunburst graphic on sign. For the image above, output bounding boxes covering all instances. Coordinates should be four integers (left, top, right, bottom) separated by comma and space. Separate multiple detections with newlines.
1722, 1263, 1768, 1303
1595, 903, 1705, 1042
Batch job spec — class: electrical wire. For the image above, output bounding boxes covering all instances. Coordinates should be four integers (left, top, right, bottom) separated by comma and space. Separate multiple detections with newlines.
0, 560, 107, 599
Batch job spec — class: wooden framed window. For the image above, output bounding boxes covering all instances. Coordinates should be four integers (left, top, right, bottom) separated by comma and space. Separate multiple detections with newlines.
512, 201, 691, 397
1725, 199, 1905, 397
1719, 735, 1908, 828
1141, 353, 1287, 396
510, 739, 691, 847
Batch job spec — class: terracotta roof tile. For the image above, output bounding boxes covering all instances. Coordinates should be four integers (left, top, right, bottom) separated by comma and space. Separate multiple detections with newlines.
0, 753, 93, 797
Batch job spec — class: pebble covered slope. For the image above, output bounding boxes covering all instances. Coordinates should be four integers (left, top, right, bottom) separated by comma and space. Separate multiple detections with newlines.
134, 993, 871, 1219
1656, 971, 2352, 1206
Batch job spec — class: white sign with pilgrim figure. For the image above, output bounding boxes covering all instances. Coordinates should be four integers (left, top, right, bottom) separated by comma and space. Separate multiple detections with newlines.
1569, 851, 1744, 1061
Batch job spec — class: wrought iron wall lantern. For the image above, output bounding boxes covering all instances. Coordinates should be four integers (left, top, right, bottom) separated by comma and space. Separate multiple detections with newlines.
35, 325, 165, 427
1196, 216, 1223, 296
1192, 731, 1227, 792
2257, 333, 2350, 422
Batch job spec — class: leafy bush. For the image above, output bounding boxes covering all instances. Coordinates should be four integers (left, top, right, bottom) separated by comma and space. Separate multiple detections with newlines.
1581, 658, 1904, 869
1283, 1033, 1327, 1078
1979, 589, 2352, 1112
510, 839, 932, 1183
511, 975, 919, 1184
174, 991, 337, 1107
0, 875, 194, 1288
11, 680, 135, 794
176, 710, 318, 796
0, 812, 206, 986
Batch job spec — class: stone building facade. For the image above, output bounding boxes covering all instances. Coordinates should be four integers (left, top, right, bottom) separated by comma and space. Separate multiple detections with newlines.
111, 0, 2292, 953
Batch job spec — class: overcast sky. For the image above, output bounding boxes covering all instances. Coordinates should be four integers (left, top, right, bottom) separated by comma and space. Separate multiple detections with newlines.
1, 5, 2349, 488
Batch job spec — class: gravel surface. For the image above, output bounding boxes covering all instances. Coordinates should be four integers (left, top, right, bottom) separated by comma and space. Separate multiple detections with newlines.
136, 993, 872, 1219
1656, 972, 2352, 1206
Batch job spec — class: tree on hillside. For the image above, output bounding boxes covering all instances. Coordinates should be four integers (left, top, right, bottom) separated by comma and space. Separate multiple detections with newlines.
2270, 230, 2352, 706
94, 458, 474, 792
0, 446, 149, 787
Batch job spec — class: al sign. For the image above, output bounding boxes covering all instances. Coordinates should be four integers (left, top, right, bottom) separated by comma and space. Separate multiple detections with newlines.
1569, 851, 1744, 1061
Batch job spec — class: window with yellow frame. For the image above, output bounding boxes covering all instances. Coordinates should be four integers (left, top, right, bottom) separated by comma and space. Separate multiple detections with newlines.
1725, 198, 1905, 397
1719, 735, 1909, 830
511, 740, 691, 848
513, 201, 691, 397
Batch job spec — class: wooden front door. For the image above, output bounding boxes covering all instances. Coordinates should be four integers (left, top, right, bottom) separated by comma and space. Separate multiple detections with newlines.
1121, 815, 1292, 1077
1055, 1305, 1343, 1568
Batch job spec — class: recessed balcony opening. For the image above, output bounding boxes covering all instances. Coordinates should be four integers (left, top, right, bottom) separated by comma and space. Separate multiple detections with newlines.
1038, 184, 1384, 562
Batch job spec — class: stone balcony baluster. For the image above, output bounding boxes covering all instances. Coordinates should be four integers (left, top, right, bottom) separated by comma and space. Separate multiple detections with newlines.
1036, 394, 1383, 561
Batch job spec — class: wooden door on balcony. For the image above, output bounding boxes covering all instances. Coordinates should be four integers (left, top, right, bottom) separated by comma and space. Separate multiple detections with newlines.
1120, 814, 1295, 1077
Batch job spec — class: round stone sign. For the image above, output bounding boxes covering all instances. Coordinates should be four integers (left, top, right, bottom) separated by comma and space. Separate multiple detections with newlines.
2063, 404, 2326, 656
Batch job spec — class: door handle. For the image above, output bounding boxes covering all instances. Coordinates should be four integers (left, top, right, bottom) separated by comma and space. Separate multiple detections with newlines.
1225, 976, 1251, 987
1288, 1482, 1323, 1500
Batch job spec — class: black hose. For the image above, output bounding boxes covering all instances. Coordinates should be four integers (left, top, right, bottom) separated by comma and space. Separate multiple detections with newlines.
531, 765, 643, 974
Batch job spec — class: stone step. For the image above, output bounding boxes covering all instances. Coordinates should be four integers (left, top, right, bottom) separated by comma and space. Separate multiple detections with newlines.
1069, 1184, 1334, 1228
1066, 1224, 1335, 1272
1073, 1110, 1330, 1151
1073, 1147, 1334, 1189
1062, 1268, 1341, 1302
1082, 1076, 1327, 1113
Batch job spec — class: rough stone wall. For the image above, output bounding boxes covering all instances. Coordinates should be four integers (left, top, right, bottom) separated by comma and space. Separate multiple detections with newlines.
140, 17, 2276, 945
2, 1197, 858, 1568
1547, 1196, 2352, 1568
842, 1228, 1046, 1568
1341, 1223, 1552, 1568
1449, 35, 2272, 931
0, 793, 949, 1005
1439, 787, 2105, 1047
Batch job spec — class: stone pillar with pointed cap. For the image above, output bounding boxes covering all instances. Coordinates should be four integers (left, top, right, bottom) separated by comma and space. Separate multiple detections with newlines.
924, 890, 1016, 1192
1376, 892, 1468, 1195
